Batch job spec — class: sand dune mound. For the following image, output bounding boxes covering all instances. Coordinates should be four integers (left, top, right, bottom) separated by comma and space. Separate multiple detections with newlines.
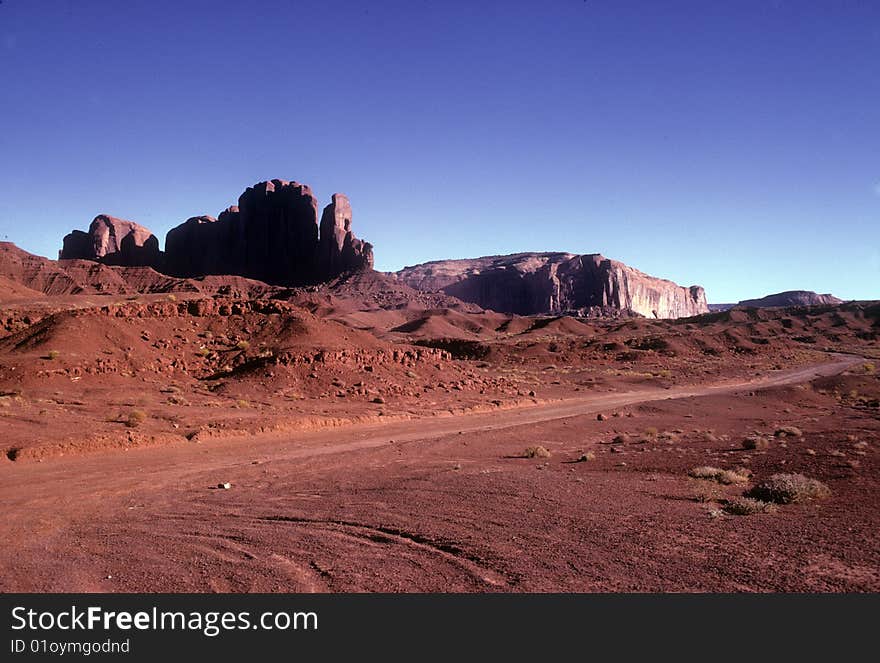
518, 316, 593, 337
390, 309, 502, 340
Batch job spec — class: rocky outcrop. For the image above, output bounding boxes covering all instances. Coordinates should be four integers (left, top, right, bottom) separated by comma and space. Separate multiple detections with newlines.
60, 215, 161, 268
164, 180, 373, 286
395, 252, 708, 319
319, 193, 374, 278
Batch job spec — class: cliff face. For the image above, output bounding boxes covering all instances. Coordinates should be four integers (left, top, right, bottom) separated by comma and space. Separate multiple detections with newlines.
395, 252, 708, 319
162, 180, 373, 286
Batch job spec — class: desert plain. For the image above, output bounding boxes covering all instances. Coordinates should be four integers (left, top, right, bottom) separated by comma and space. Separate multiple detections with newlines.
1, 247, 878, 592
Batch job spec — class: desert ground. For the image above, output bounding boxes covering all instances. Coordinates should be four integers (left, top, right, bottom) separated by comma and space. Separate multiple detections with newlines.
1, 276, 878, 592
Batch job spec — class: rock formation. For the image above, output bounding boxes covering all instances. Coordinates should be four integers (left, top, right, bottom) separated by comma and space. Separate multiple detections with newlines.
736, 291, 843, 308
164, 180, 373, 286
318, 193, 374, 279
395, 252, 708, 319
60, 215, 161, 268
58, 179, 374, 287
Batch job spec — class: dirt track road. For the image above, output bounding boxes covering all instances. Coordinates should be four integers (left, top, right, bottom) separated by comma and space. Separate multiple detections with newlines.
1, 353, 873, 592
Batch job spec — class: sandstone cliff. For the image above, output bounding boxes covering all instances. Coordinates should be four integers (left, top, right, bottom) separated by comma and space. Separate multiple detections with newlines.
395, 252, 708, 319
60, 215, 161, 268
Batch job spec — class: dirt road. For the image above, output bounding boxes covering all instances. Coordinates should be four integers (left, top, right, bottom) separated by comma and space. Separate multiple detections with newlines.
1, 353, 875, 592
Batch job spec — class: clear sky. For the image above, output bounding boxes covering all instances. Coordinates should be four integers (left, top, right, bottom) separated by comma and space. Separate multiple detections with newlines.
1, 0, 878, 302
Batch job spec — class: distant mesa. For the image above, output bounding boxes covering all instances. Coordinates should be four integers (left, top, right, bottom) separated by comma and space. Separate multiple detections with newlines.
395, 252, 708, 319
709, 291, 842, 312
60, 179, 374, 287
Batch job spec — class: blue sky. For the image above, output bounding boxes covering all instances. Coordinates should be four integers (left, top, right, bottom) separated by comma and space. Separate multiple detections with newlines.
1, 0, 877, 302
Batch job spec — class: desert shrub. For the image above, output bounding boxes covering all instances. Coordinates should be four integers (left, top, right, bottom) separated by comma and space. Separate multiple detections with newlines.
689, 466, 749, 484
577, 451, 595, 462
774, 426, 803, 438
724, 497, 778, 516
644, 426, 658, 438
166, 294, 178, 302
125, 410, 147, 428
46, 350, 60, 360
524, 445, 551, 459
746, 473, 830, 504
236, 340, 251, 351
689, 466, 723, 480
693, 484, 722, 503
197, 347, 211, 357
864, 362, 876, 374
717, 470, 750, 485
743, 435, 769, 450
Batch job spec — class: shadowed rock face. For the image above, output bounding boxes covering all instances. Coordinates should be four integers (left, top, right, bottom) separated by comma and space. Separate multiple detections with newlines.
165, 180, 319, 284
164, 180, 372, 286
319, 193, 374, 278
60, 215, 161, 268
395, 252, 708, 319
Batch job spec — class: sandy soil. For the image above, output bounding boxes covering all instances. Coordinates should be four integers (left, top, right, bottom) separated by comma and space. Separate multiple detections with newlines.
2, 352, 877, 592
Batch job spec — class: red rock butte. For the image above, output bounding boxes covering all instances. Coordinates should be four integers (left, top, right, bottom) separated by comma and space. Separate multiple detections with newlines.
60, 179, 374, 287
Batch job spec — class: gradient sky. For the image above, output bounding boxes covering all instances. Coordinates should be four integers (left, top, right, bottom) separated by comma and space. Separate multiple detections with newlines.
1, 0, 878, 302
